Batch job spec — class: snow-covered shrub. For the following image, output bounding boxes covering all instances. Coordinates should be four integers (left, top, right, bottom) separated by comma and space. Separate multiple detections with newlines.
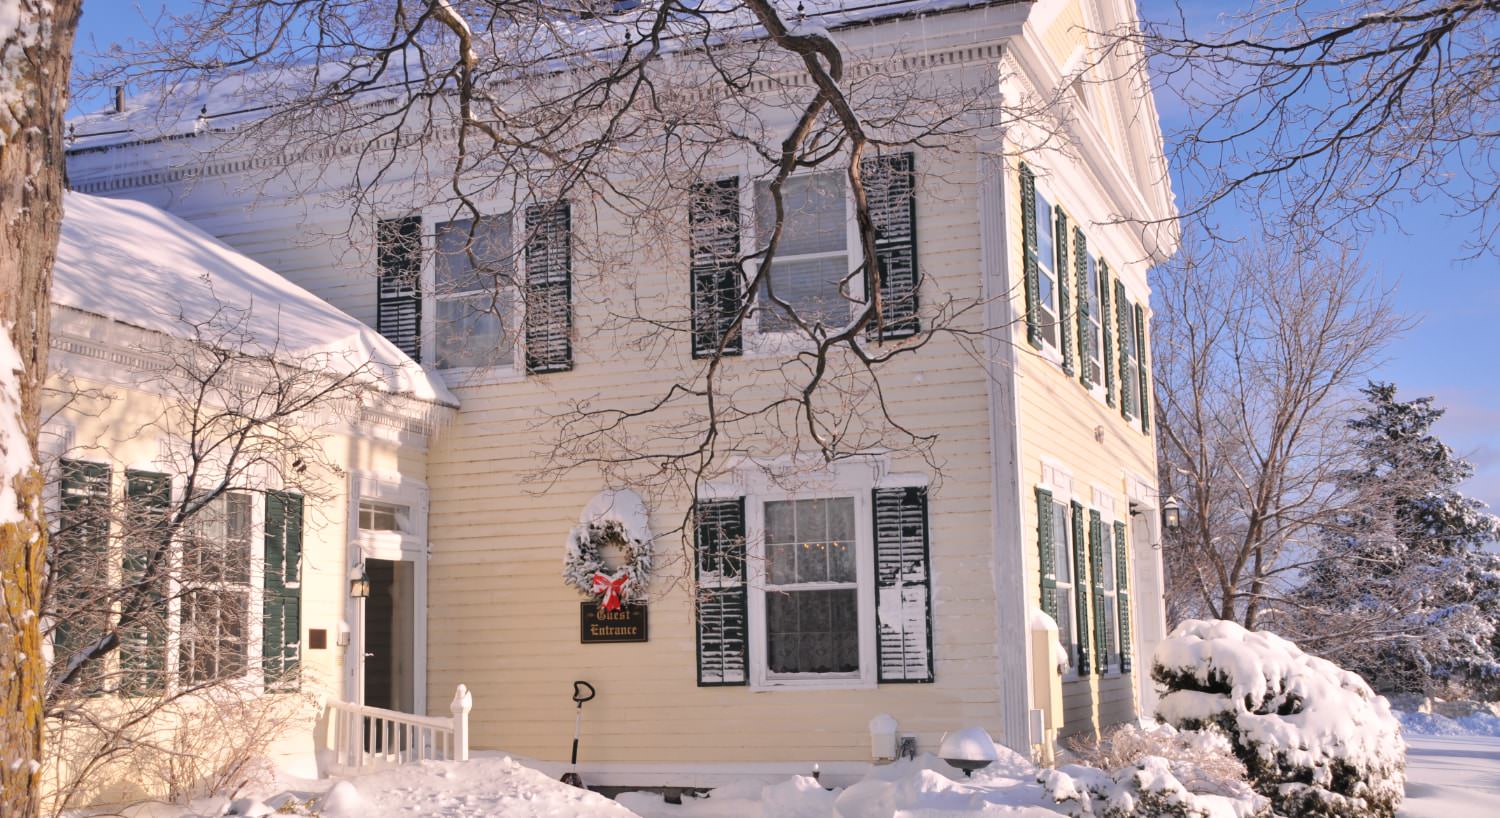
1045, 724, 1267, 818
1041, 755, 1269, 818
1153, 619, 1406, 818
1064, 723, 1251, 799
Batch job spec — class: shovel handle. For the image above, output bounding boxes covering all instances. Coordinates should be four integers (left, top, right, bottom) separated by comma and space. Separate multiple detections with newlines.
572, 680, 595, 707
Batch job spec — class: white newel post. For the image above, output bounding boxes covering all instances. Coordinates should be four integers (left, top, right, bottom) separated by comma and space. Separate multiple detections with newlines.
451, 684, 472, 762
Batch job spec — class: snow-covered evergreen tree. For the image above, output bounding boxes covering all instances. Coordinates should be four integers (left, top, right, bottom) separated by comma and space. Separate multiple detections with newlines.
1290, 382, 1500, 697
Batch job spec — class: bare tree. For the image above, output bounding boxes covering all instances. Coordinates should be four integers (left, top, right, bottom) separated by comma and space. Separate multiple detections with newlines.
1116, 0, 1500, 256
1153, 232, 1409, 629
2, 2, 83, 816
74, 0, 1093, 531
39, 307, 370, 814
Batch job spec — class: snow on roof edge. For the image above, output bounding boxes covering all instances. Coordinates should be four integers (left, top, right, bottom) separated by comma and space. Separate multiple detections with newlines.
52, 191, 459, 410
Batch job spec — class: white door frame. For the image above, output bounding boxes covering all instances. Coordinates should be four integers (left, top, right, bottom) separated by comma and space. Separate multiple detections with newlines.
346, 472, 429, 715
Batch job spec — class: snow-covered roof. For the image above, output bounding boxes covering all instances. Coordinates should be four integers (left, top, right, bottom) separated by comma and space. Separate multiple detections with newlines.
66, 0, 1015, 151
53, 191, 459, 408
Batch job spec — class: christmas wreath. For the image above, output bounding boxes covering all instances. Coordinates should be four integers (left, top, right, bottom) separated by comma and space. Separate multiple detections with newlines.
563, 517, 652, 610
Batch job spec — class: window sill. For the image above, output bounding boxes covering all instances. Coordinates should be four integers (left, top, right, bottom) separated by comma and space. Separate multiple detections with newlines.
752, 674, 877, 692
435, 364, 525, 389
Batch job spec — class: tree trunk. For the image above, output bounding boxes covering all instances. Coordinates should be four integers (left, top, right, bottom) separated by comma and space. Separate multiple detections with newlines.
1, 2, 82, 816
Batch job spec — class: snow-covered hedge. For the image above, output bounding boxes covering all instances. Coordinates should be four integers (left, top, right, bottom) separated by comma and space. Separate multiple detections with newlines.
1043, 724, 1269, 818
1152, 620, 1406, 818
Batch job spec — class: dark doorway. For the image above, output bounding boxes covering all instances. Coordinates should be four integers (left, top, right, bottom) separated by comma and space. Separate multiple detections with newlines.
363, 558, 415, 712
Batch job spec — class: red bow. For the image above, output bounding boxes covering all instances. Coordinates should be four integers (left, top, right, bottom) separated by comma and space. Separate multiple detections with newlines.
591, 572, 629, 611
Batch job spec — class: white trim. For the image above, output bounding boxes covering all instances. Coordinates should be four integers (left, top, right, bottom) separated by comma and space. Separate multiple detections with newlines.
980, 147, 1033, 752
347, 471, 430, 715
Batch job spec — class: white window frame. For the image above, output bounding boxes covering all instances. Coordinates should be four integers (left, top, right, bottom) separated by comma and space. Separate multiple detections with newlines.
1121, 296, 1138, 421
177, 489, 257, 690
1034, 186, 1062, 355
1084, 251, 1104, 394
1050, 498, 1082, 680
1101, 518, 1122, 674
745, 169, 866, 353
420, 203, 526, 386
745, 488, 877, 689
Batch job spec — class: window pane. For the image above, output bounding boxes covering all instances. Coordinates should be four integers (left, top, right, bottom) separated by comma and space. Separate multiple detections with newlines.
358, 501, 408, 532
1104, 538, 1116, 591
766, 588, 859, 674
757, 256, 849, 333
765, 500, 796, 545
757, 173, 846, 257
436, 290, 513, 369
1053, 504, 1071, 583
767, 542, 796, 585
1035, 191, 1054, 277
1055, 587, 1074, 670
435, 216, 513, 295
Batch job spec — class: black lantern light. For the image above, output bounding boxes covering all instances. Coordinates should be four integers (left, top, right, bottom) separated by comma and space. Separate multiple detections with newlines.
1162, 496, 1182, 531
349, 562, 370, 598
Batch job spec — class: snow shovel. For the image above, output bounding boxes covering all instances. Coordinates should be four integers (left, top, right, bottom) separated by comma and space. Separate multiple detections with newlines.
561, 680, 595, 788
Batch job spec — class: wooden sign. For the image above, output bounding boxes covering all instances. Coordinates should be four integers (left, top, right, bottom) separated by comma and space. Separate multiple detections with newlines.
580, 602, 648, 643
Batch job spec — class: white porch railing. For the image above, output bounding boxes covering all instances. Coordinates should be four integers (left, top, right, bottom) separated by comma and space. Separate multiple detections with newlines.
327, 684, 471, 773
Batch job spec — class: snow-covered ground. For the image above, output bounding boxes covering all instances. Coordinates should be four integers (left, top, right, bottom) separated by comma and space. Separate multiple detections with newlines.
93, 709, 1500, 818
1397, 706, 1500, 818
1400, 735, 1500, 818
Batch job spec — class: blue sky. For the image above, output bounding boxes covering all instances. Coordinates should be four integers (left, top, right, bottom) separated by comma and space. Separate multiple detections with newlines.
68, 1, 1499, 514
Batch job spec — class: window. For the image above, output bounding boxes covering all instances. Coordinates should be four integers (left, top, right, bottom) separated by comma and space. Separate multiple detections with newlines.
1121, 298, 1138, 419
1085, 252, 1103, 380
358, 499, 410, 532
1102, 522, 1120, 672
755, 172, 850, 333
180, 492, 252, 686
763, 498, 860, 677
1034, 190, 1059, 347
1051, 501, 1079, 674
434, 215, 515, 370
694, 474, 933, 689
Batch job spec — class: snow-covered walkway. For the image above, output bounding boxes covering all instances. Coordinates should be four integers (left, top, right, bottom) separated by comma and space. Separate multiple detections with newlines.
1400, 734, 1500, 818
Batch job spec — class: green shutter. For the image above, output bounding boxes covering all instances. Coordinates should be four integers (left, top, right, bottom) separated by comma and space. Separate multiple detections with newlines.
264, 492, 303, 691
524, 202, 573, 374
1055, 209, 1074, 376
1115, 521, 1132, 673
1070, 501, 1090, 675
376, 216, 423, 362
1117, 279, 1134, 420
1089, 510, 1107, 675
690, 177, 743, 358
694, 498, 748, 686
52, 460, 112, 694
1073, 228, 1091, 387
1036, 488, 1057, 621
862, 152, 920, 341
873, 486, 933, 683
1136, 302, 1150, 434
1100, 260, 1115, 407
121, 470, 171, 695
1020, 164, 1042, 349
